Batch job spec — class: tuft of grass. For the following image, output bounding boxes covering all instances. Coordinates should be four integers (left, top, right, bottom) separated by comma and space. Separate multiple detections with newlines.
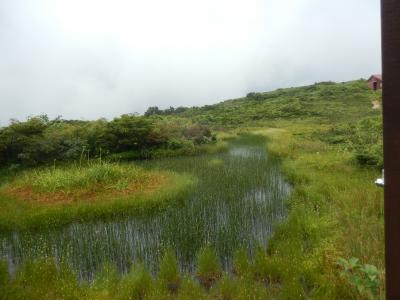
196, 246, 222, 290
2, 259, 82, 300
252, 247, 282, 285
210, 273, 238, 300
117, 263, 153, 300
91, 262, 120, 293
232, 248, 251, 278
233, 277, 271, 300
177, 275, 208, 300
158, 249, 181, 293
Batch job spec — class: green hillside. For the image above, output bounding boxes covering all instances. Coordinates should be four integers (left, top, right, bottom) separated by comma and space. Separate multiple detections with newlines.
149, 80, 377, 125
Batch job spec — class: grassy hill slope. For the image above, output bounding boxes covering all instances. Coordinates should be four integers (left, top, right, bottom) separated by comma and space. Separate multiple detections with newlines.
177, 80, 379, 126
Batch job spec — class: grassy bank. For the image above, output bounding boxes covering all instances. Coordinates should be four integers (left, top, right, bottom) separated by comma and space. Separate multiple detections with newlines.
257, 124, 384, 299
0, 162, 195, 231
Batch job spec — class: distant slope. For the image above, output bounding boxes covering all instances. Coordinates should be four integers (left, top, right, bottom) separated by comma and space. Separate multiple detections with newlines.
155, 79, 382, 168
173, 80, 380, 127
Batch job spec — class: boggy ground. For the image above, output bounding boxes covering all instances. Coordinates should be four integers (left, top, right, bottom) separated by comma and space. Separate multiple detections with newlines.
0, 162, 195, 231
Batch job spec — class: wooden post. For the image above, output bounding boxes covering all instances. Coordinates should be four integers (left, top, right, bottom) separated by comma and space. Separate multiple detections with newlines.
381, 0, 400, 299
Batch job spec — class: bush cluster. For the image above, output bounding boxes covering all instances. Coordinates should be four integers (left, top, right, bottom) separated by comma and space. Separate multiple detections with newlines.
0, 115, 216, 168
316, 115, 383, 168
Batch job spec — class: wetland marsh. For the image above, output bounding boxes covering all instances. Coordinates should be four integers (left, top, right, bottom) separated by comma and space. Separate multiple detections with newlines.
0, 135, 290, 279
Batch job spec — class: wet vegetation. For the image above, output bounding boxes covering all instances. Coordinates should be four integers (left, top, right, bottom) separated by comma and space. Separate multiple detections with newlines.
0, 79, 384, 299
259, 126, 384, 299
0, 161, 194, 231
0, 135, 289, 280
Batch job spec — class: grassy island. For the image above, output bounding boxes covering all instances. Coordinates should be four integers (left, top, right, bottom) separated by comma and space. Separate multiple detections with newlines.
0, 162, 195, 231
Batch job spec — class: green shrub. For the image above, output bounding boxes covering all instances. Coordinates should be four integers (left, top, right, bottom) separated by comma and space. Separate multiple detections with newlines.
0, 114, 218, 168
337, 257, 384, 300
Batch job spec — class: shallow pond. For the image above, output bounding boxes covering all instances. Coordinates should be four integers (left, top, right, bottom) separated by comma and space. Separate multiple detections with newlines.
0, 135, 290, 279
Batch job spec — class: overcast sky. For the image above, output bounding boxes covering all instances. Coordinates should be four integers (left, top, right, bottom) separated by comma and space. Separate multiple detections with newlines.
0, 0, 381, 125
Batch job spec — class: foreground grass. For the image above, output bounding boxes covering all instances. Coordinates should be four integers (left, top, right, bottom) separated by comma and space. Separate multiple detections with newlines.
0, 250, 274, 300
0, 162, 195, 231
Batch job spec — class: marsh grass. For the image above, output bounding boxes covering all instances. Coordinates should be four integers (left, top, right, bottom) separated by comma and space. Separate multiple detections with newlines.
1, 259, 81, 300
0, 247, 277, 300
158, 249, 181, 293
196, 246, 222, 289
117, 263, 153, 300
259, 123, 384, 298
26, 162, 144, 193
3, 162, 151, 206
0, 134, 289, 283
0, 162, 195, 231
0, 128, 383, 298
232, 248, 251, 277
209, 273, 238, 299
207, 158, 223, 168
0, 260, 8, 287
0, 250, 193, 300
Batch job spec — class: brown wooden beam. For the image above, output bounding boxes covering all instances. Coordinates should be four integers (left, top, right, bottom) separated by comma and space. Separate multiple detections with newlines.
381, 0, 400, 299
